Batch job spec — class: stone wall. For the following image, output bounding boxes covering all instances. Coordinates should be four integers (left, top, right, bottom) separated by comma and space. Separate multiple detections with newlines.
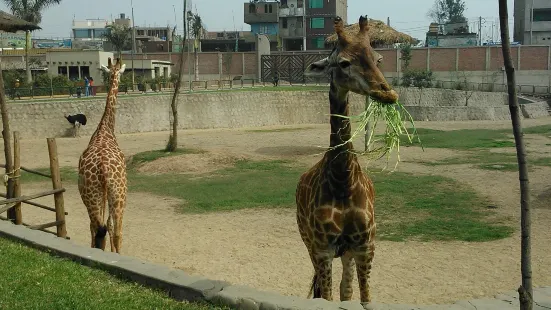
1, 89, 547, 139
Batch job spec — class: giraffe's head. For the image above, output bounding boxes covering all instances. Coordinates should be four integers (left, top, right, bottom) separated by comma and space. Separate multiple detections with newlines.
100, 57, 126, 86
304, 16, 398, 104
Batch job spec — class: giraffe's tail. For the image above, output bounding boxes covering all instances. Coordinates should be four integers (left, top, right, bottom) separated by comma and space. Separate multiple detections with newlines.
94, 225, 108, 249
94, 153, 110, 249
307, 273, 321, 299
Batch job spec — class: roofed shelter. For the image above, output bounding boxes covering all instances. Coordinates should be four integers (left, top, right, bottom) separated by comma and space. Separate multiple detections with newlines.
325, 18, 415, 48
0, 10, 41, 223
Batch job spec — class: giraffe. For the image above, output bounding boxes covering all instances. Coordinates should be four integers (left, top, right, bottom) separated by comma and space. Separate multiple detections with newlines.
78, 57, 128, 254
295, 16, 399, 303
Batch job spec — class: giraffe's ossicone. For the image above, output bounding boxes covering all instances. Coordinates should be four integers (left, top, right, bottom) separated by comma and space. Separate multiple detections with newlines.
78, 57, 128, 254
296, 15, 399, 303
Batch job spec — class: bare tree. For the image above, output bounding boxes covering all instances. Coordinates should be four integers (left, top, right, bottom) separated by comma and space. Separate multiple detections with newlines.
190, 12, 203, 81
498, 1, 532, 310
166, 0, 189, 152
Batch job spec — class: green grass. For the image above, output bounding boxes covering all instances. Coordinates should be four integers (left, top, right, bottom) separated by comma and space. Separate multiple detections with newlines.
0, 237, 228, 310
127, 148, 204, 169
22, 149, 514, 242
415, 149, 551, 171
368, 171, 513, 242
128, 159, 301, 213
400, 128, 515, 149
19, 167, 78, 184
522, 124, 551, 135
125, 151, 512, 242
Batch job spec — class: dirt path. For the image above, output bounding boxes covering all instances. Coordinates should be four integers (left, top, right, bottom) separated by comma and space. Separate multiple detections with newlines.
6, 117, 551, 305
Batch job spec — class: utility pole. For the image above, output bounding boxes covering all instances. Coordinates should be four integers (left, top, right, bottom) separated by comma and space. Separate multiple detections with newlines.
131, 0, 136, 91
303, 0, 307, 51
530, 0, 534, 44
478, 16, 482, 45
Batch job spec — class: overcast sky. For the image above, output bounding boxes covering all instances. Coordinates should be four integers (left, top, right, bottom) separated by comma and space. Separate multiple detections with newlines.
0, 0, 515, 43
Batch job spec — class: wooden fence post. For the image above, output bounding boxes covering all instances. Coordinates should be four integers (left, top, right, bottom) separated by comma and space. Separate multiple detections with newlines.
13, 131, 22, 224
47, 138, 66, 238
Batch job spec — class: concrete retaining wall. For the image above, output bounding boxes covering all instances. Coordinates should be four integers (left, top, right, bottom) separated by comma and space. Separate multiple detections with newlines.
1, 89, 548, 139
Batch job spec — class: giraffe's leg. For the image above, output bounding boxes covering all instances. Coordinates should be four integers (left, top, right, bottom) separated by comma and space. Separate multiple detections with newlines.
90, 222, 95, 248
107, 214, 115, 252
353, 242, 375, 303
340, 251, 355, 301
111, 201, 125, 254
311, 250, 334, 301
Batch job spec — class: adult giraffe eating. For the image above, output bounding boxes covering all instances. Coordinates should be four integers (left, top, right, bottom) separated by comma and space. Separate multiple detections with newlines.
295, 15, 399, 303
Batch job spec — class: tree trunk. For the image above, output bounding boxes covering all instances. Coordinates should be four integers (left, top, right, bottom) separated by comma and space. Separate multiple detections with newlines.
0, 59, 16, 220
25, 31, 32, 84
498, 1, 533, 310
166, 0, 188, 152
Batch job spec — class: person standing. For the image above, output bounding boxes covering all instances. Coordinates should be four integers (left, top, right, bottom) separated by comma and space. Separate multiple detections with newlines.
89, 77, 95, 96
84, 76, 90, 97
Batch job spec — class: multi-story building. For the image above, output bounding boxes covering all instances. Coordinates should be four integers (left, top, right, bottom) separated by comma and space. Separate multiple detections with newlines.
305, 0, 347, 50
244, 0, 347, 51
71, 18, 110, 50
514, 0, 551, 45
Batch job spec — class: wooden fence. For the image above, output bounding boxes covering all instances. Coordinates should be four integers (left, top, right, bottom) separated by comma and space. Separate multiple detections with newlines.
0, 132, 68, 239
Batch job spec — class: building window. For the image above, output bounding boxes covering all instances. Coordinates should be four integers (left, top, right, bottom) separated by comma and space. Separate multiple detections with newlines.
269, 4, 273, 13
297, 0, 303, 8
73, 29, 91, 39
311, 37, 325, 49
282, 18, 288, 29
249, 4, 255, 13
309, 0, 323, 9
310, 17, 325, 29
534, 9, 551, 22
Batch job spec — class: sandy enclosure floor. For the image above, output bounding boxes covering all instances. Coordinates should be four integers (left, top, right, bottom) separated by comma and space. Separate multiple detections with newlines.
5, 117, 551, 305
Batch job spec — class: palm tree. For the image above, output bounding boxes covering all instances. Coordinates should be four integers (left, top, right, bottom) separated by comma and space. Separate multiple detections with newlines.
190, 12, 202, 81
3, 0, 62, 83
102, 24, 132, 61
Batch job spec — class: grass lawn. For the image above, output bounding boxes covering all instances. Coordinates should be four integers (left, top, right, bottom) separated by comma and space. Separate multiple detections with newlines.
0, 237, 227, 310
399, 124, 551, 171
26, 147, 512, 242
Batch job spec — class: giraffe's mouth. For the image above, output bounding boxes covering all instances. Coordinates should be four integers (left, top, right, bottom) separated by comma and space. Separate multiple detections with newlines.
369, 89, 399, 105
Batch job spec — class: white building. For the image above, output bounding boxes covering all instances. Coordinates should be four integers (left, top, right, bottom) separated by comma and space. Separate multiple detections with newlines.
45, 50, 173, 86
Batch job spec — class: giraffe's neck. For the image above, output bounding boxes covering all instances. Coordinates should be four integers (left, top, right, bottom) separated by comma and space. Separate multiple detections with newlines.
324, 81, 356, 200
92, 78, 119, 139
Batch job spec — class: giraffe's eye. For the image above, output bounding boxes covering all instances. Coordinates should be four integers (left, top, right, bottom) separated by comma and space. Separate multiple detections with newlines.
338, 60, 351, 69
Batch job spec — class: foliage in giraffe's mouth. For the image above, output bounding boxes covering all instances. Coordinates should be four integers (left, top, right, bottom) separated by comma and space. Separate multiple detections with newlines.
329, 97, 423, 171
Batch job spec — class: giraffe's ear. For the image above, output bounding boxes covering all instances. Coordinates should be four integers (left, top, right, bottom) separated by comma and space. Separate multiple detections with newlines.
304, 57, 330, 77
119, 64, 126, 74
100, 65, 110, 74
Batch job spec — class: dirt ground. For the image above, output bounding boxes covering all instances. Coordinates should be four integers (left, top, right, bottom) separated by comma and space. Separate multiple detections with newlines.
6, 117, 551, 305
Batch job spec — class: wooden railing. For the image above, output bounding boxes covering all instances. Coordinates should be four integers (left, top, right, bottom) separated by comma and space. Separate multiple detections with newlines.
0, 132, 68, 239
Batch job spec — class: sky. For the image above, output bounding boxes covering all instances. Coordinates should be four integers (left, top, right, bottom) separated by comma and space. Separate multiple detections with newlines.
0, 0, 516, 43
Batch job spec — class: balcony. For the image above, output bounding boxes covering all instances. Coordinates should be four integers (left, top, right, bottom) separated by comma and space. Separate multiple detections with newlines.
279, 27, 304, 38
279, 7, 304, 17
244, 3, 279, 24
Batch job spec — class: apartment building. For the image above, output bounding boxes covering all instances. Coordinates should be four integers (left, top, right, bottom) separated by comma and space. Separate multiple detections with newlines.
514, 0, 551, 44
244, 0, 347, 51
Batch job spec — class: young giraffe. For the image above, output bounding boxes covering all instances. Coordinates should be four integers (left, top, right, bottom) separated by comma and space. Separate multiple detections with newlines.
78, 57, 128, 254
296, 16, 399, 303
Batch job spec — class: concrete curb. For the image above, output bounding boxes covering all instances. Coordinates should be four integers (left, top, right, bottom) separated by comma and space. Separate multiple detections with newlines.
1, 220, 551, 310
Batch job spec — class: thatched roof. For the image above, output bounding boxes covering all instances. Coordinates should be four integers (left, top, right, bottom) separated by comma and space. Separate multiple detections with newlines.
326, 18, 415, 46
0, 10, 41, 33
